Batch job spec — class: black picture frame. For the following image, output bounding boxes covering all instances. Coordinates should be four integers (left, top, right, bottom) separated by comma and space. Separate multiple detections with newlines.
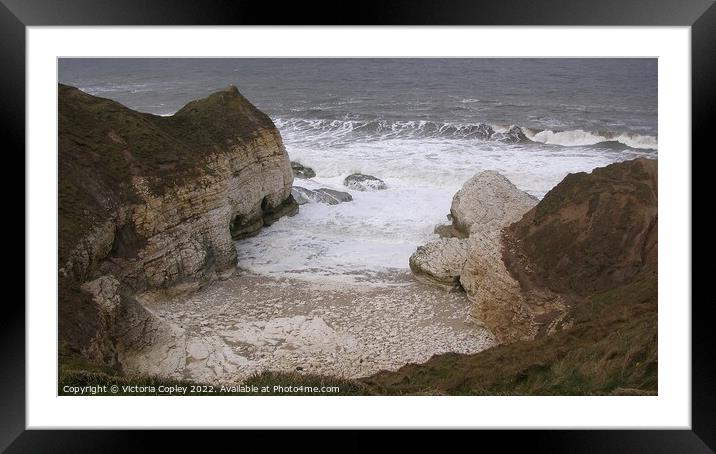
7, 0, 711, 450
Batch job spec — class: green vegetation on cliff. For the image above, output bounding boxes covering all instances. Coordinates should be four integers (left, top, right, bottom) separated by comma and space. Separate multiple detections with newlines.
362, 274, 656, 395
59, 355, 369, 396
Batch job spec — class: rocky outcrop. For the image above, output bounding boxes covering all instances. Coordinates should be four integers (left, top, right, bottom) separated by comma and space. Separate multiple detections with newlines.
344, 173, 387, 191
58, 84, 298, 370
409, 238, 469, 290
450, 171, 538, 238
292, 186, 353, 205
370, 159, 659, 396
447, 172, 549, 342
409, 171, 537, 295
468, 160, 658, 342
411, 159, 658, 345
291, 161, 316, 179
79, 275, 187, 377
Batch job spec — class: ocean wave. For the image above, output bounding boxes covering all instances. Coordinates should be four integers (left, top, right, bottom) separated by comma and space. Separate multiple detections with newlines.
273, 117, 658, 150
523, 128, 658, 150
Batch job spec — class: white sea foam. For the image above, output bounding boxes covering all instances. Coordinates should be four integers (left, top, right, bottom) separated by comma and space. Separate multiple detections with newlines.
236, 128, 656, 284
525, 128, 658, 150
273, 117, 658, 150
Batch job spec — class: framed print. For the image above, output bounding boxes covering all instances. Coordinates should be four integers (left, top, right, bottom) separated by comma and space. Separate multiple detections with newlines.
9, 0, 713, 450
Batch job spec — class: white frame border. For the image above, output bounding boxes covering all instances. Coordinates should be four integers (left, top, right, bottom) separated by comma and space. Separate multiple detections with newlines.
27, 26, 690, 429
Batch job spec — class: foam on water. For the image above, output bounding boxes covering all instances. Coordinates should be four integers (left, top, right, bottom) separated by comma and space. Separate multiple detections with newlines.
524, 128, 658, 150
273, 117, 658, 150
235, 132, 656, 284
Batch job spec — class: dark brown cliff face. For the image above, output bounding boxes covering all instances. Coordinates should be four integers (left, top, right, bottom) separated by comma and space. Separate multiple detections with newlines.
58, 84, 297, 366
503, 158, 657, 298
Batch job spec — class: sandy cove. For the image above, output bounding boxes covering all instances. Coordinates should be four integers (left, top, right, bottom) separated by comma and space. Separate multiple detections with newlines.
137, 269, 496, 384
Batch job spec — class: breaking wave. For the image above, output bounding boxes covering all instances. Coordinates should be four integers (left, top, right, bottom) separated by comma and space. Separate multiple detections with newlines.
273, 117, 657, 150
523, 128, 658, 150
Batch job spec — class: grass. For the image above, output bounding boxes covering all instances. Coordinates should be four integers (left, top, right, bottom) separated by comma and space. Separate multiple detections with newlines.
361, 274, 657, 395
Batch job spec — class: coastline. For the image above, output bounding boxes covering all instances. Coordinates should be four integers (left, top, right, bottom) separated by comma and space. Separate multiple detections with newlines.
55, 75, 658, 397
136, 269, 496, 384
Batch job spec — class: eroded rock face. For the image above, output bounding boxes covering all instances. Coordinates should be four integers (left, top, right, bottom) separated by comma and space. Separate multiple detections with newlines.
459, 233, 548, 342
58, 84, 298, 371
477, 158, 658, 342
344, 173, 387, 191
409, 238, 469, 291
450, 170, 538, 238
77, 275, 187, 377
408, 169, 541, 342
430, 159, 658, 345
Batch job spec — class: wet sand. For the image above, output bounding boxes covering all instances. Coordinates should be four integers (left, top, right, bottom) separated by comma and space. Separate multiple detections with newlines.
140, 269, 496, 384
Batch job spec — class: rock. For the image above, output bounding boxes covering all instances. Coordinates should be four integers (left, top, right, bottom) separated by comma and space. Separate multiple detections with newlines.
409, 238, 469, 291
433, 223, 466, 239
407, 169, 540, 342
262, 195, 299, 226
291, 161, 316, 179
292, 186, 353, 205
291, 187, 312, 205
450, 170, 538, 237
343, 173, 387, 191
459, 232, 543, 343
77, 274, 188, 378
58, 84, 297, 368
317, 188, 354, 204
463, 158, 657, 343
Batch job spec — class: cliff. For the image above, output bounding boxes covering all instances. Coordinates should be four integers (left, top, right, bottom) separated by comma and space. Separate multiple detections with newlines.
503, 158, 657, 297
363, 273, 657, 395
58, 84, 298, 370
410, 158, 657, 344
372, 158, 658, 394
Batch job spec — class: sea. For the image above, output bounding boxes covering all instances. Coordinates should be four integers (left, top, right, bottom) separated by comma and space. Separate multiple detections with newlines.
59, 58, 658, 284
